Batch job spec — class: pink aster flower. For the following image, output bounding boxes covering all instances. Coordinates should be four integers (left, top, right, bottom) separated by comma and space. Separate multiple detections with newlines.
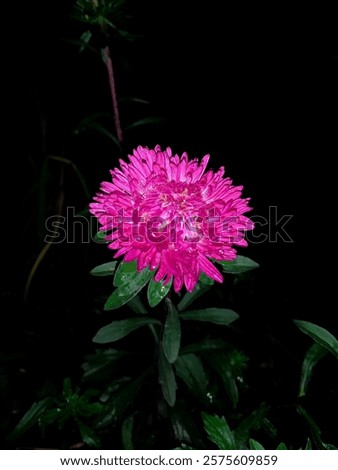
90, 145, 254, 293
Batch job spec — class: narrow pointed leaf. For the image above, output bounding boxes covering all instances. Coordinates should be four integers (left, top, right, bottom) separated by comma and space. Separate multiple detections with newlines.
121, 416, 134, 450
305, 438, 312, 450
234, 404, 270, 449
204, 352, 239, 408
169, 402, 205, 447
202, 413, 236, 450
94, 231, 109, 243
299, 343, 328, 397
90, 261, 117, 276
199, 272, 214, 285
118, 96, 150, 105
147, 277, 172, 307
158, 346, 177, 407
78, 421, 101, 448
62, 377, 72, 399
262, 418, 278, 439
114, 261, 138, 287
73, 113, 110, 134
216, 256, 259, 274
181, 339, 229, 355
88, 122, 120, 148
297, 409, 337, 449
296, 405, 325, 449
249, 438, 265, 450
8, 398, 52, 441
294, 320, 338, 359
96, 372, 149, 427
126, 116, 165, 130
180, 308, 239, 326
81, 349, 128, 382
276, 442, 287, 450
105, 268, 152, 310
79, 30, 92, 53
93, 317, 160, 343
175, 354, 207, 401
163, 299, 181, 363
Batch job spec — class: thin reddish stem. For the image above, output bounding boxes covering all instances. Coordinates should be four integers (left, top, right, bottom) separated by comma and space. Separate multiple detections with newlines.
103, 46, 123, 144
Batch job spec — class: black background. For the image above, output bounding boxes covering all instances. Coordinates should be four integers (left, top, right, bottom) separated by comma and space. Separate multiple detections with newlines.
1, 0, 337, 448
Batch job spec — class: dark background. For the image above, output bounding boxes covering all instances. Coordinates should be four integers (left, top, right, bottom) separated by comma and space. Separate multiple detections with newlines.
1, 0, 337, 448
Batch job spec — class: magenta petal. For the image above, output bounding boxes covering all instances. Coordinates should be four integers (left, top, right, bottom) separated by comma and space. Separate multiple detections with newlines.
154, 258, 168, 282
184, 274, 198, 292
90, 145, 254, 292
198, 255, 223, 283
173, 273, 184, 292
124, 248, 141, 262
150, 251, 161, 270
108, 240, 121, 250
114, 246, 129, 258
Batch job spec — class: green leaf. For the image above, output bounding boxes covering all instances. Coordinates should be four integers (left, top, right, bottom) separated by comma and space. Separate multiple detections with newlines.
90, 261, 117, 276
74, 111, 120, 148
199, 272, 215, 285
204, 352, 239, 408
174, 444, 194, 450
40, 408, 63, 428
118, 96, 150, 105
8, 397, 52, 441
175, 354, 208, 402
147, 277, 172, 307
63, 377, 73, 400
276, 442, 287, 450
294, 320, 338, 359
93, 317, 160, 344
78, 421, 101, 448
296, 406, 337, 450
163, 299, 181, 363
324, 443, 338, 450
249, 438, 265, 450
125, 116, 166, 130
121, 415, 134, 450
73, 113, 110, 134
299, 343, 328, 397
158, 346, 177, 407
96, 372, 149, 427
181, 339, 229, 355
105, 268, 152, 310
262, 418, 278, 440
66, 37, 98, 54
234, 403, 270, 449
127, 295, 148, 315
114, 261, 138, 287
202, 413, 236, 450
81, 349, 128, 383
296, 405, 325, 449
169, 402, 204, 447
94, 231, 108, 243
305, 438, 312, 450
180, 308, 239, 326
88, 122, 120, 148
77, 399, 103, 417
177, 283, 211, 311
79, 30, 92, 53
216, 256, 259, 274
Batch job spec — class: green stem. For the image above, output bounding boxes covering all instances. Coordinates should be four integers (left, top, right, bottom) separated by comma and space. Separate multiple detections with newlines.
148, 323, 159, 345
